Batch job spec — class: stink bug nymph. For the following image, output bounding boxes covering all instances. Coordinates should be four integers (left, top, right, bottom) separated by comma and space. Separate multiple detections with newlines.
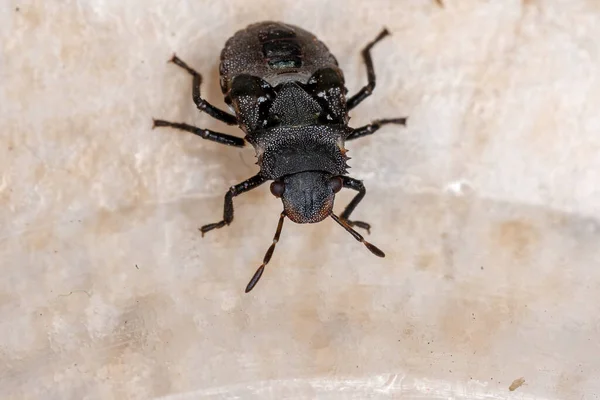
153, 21, 407, 292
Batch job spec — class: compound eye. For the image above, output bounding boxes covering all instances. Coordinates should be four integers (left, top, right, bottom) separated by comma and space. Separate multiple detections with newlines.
270, 181, 285, 198
330, 176, 343, 193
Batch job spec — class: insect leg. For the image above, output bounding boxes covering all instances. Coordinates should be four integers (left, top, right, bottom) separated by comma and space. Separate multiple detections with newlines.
346, 118, 407, 141
152, 119, 245, 147
339, 176, 372, 233
331, 213, 384, 257
169, 55, 238, 125
200, 174, 267, 236
346, 29, 390, 111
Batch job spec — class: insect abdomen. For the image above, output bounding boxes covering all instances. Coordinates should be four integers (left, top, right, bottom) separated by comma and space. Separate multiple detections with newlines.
220, 21, 339, 92
258, 25, 303, 70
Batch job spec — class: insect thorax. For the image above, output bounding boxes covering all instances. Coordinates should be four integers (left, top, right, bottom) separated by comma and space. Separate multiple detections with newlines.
249, 125, 349, 180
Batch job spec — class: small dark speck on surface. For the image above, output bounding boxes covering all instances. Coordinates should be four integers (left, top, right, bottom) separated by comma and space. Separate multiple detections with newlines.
434, 0, 443, 7
58, 290, 91, 298
15, 7, 20, 12
135, 264, 139, 269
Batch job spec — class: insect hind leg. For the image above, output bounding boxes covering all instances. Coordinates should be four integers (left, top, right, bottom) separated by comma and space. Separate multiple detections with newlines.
169, 54, 238, 125
346, 29, 390, 111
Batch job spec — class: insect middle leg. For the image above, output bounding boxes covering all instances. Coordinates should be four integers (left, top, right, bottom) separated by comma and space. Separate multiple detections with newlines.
152, 119, 245, 147
346, 118, 407, 141
169, 54, 238, 125
339, 176, 372, 233
200, 174, 267, 236
346, 29, 390, 111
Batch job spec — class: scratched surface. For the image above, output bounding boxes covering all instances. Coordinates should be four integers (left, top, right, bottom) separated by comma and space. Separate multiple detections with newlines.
2, 0, 600, 399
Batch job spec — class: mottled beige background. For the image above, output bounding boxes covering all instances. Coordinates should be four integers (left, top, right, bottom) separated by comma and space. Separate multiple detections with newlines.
2, 0, 600, 399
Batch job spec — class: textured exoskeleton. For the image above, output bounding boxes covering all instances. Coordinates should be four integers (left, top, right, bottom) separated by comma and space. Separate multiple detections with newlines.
153, 21, 406, 292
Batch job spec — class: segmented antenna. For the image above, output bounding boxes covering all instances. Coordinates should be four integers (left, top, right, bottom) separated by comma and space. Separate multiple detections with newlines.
245, 212, 286, 293
330, 213, 385, 257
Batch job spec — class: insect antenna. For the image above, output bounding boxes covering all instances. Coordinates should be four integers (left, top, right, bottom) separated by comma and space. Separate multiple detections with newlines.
330, 213, 385, 257
245, 212, 286, 293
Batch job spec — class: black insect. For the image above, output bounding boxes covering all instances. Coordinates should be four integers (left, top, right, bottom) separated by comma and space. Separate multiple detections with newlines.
153, 21, 407, 292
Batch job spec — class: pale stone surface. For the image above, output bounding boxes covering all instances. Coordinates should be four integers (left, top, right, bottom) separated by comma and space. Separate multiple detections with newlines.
2, 0, 600, 399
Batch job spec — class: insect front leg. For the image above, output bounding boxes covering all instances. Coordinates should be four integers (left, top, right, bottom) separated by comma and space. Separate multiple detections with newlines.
339, 176, 372, 234
346, 118, 407, 141
169, 55, 238, 125
346, 29, 390, 111
200, 174, 267, 236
